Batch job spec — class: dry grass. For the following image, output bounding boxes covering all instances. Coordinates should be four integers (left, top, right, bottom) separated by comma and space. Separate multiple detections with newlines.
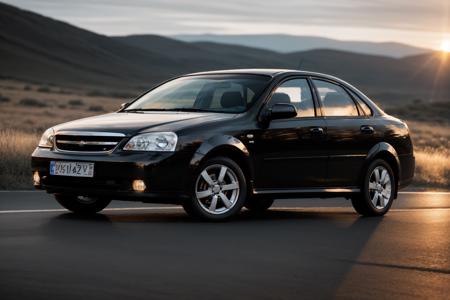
414, 149, 450, 187
407, 121, 450, 152
0, 79, 127, 189
0, 79, 128, 132
400, 120, 450, 189
0, 129, 39, 189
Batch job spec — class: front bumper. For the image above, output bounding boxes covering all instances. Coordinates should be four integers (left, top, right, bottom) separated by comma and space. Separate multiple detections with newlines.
31, 148, 193, 203
399, 153, 415, 189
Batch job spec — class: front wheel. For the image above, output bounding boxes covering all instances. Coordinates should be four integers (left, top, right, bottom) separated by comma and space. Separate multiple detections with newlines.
183, 156, 247, 220
351, 159, 395, 216
55, 194, 111, 214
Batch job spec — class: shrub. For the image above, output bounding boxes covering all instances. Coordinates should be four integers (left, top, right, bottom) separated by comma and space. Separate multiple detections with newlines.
0, 94, 10, 102
56, 88, 70, 95
18, 98, 47, 107
86, 90, 136, 99
23, 85, 32, 91
43, 110, 56, 117
37, 86, 51, 93
86, 90, 105, 97
109, 91, 137, 99
68, 99, 84, 106
88, 105, 104, 112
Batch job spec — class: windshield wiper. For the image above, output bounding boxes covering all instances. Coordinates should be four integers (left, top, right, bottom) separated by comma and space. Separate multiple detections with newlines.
122, 108, 171, 113
123, 108, 217, 113
165, 108, 217, 113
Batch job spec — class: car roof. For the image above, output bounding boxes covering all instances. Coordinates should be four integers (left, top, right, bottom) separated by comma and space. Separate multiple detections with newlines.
186, 68, 342, 80
187, 69, 292, 76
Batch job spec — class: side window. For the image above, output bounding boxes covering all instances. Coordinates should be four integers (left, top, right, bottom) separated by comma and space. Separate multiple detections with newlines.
313, 80, 358, 117
350, 90, 373, 116
269, 79, 315, 117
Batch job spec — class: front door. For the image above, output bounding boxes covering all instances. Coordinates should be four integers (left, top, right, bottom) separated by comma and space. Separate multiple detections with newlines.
253, 78, 328, 190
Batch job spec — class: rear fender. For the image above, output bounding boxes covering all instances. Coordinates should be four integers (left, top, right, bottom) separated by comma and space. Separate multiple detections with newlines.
362, 142, 401, 198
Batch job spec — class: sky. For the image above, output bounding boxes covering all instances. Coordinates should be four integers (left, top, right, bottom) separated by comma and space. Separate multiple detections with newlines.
4, 0, 450, 50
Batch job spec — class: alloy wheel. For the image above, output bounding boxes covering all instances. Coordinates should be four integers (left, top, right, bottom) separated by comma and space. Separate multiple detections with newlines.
368, 166, 392, 209
195, 164, 240, 214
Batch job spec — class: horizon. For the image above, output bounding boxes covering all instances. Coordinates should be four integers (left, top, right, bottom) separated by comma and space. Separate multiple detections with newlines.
2, 0, 449, 51
168, 33, 430, 49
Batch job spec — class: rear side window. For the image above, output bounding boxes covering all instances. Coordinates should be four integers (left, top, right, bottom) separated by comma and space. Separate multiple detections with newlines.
313, 80, 358, 117
269, 79, 315, 117
350, 91, 373, 116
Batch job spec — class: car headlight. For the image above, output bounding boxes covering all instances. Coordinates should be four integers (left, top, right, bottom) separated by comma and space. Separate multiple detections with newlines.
123, 132, 178, 152
38, 128, 55, 148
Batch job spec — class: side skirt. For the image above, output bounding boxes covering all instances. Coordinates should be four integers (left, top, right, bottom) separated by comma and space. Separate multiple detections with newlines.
252, 187, 360, 199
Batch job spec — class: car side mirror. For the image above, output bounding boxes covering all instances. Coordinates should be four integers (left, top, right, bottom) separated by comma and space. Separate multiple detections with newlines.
120, 102, 130, 110
268, 103, 297, 120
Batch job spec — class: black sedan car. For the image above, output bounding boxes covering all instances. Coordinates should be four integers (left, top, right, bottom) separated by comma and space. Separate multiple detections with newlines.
31, 69, 415, 220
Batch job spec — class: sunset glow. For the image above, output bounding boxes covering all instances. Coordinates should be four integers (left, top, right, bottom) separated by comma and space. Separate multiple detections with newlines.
441, 40, 450, 52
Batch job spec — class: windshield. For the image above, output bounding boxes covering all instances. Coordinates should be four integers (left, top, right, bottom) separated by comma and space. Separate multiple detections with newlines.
125, 75, 271, 113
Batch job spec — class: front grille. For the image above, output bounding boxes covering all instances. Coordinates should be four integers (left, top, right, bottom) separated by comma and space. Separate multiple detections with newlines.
55, 131, 125, 152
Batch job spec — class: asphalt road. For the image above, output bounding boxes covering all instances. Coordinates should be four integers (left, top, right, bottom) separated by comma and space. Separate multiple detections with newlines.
1, 191, 449, 300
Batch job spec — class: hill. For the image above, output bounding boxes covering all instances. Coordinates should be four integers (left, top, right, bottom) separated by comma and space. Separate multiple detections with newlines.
113, 35, 289, 70
173, 34, 430, 58
116, 35, 450, 104
0, 3, 184, 90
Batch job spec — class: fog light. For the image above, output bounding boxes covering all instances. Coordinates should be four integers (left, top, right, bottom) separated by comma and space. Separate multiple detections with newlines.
132, 179, 146, 192
33, 171, 40, 185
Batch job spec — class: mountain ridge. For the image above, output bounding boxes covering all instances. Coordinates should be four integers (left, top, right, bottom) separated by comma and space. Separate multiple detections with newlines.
172, 34, 431, 58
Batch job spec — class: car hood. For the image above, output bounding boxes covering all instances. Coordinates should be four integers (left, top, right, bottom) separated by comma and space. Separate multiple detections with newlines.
54, 112, 235, 135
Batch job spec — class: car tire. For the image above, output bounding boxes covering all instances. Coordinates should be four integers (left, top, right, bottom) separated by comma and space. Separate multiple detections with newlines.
351, 159, 395, 216
245, 196, 274, 212
183, 156, 247, 221
54, 194, 111, 214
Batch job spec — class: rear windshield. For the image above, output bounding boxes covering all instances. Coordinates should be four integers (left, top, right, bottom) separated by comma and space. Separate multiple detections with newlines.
125, 75, 271, 113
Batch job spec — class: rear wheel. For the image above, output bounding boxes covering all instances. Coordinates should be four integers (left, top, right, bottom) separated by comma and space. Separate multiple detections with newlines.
54, 194, 111, 214
183, 156, 247, 220
351, 159, 395, 216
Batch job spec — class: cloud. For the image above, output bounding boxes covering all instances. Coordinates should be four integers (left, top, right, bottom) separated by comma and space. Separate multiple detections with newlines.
3, 0, 449, 48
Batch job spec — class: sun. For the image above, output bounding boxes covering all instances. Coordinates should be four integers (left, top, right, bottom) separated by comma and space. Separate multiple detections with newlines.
441, 40, 450, 53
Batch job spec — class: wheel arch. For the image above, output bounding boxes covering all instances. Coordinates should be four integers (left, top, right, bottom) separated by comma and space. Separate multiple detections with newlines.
363, 142, 401, 198
189, 135, 254, 189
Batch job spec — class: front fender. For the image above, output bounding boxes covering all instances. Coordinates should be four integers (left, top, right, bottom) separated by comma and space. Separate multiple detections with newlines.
188, 135, 253, 183
190, 135, 250, 166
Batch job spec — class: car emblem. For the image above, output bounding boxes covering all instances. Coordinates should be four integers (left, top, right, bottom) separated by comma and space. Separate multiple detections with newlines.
79, 140, 86, 147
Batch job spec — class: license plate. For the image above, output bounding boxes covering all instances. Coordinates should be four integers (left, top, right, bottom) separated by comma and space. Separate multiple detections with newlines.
50, 161, 94, 177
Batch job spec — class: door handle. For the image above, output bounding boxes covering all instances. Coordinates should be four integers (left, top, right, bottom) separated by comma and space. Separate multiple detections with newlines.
309, 127, 324, 135
361, 125, 374, 134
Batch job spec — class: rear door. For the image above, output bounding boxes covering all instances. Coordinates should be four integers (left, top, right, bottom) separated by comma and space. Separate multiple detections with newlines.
253, 77, 328, 190
311, 78, 379, 187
